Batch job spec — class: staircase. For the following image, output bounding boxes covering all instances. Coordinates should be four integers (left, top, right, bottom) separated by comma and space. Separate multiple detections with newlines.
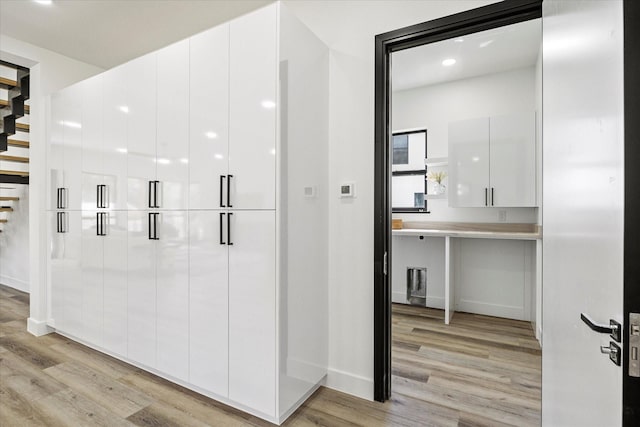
0, 60, 30, 233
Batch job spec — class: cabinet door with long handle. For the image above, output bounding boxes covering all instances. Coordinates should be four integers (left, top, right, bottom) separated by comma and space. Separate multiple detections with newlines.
189, 24, 230, 210
228, 210, 276, 416
103, 210, 128, 357
189, 211, 229, 396
80, 210, 104, 346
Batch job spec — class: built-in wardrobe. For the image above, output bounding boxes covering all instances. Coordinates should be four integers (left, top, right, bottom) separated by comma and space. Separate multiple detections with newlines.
46, 3, 329, 424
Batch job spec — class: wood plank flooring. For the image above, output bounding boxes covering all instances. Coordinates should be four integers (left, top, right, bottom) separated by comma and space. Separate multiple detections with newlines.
0, 285, 540, 426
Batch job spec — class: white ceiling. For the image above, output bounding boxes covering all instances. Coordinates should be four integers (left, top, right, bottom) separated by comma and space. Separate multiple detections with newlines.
392, 18, 541, 92
0, 0, 273, 69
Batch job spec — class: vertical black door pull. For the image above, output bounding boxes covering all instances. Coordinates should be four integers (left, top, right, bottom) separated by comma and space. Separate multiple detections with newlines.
148, 181, 153, 208
57, 188, 61, 209
219, 212, 226, 245
491, 187, 495, 206
227, 175, 233, 208
148, 213, 159, 240
153, 181, 160, 208
57, 212, 61, 233
97, 185, 101, 208
220, 175, 226, 208
484, 188, 488, 206
227, 212, 233, 245
96, 213, 100, 236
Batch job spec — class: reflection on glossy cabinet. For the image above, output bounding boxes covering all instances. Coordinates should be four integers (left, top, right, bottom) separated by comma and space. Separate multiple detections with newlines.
229, 210, 276, 417
189, 25, 230, 210
229, 5, 277, 210
81, 210, 104, 346
81, 76, 104, 210
103, 211, 128, 357
189, 211, 229, 396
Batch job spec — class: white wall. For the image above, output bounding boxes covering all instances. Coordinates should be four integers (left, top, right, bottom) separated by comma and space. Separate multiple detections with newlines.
392, 66, 538, 223
0, 34, 103, 334
284, 0, 500, 400
0, 185, 29, 292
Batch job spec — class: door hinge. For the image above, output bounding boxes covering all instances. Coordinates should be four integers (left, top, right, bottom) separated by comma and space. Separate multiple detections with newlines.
383, 251, 388, 276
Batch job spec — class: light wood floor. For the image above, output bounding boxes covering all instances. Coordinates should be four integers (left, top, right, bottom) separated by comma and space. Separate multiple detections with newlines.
0, 285, 540, 426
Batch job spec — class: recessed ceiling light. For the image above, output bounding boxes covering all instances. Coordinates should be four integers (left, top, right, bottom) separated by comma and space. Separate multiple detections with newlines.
35, 0, 53, 5
442, 58, 456, 67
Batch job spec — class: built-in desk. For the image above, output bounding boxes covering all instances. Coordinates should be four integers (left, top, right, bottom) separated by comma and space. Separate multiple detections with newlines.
392, 222, 542, 328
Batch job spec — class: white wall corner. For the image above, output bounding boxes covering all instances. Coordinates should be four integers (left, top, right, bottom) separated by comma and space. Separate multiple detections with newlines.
325, 368, 374, 401
27, 317, 53, 336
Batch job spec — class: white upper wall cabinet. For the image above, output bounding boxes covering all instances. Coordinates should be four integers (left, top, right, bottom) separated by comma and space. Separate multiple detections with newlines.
490, 113, 536, 207
449, 113, 536, 208
189, 25, 230, 210
229, 5, 277, 210
448, 117, 490, 207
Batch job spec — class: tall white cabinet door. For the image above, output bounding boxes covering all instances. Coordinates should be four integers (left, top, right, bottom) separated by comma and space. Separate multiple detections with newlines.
50, 212, 65, 327
448, 117, 490, 207
63, 211, 83, 337
126, 53, 157, 211
49, 92, 65, 211
103, 65, 129, 210
229, 210, 276, 416
189, 25, 230, 210
489, 113, 536, 207
229, 5, 277, 210
127, 210, 157, 368
80, 210, 104, 346
156, 211, 189, 381
157, 41, 189, 210
189, 211, 228, 396
103, 210, 128, 357
63, 85, 83, 211
81, 76, 104, 210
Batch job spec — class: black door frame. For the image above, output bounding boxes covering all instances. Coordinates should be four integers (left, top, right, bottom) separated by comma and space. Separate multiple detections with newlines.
624, 0, 640, 423
374, 0, 640, 423
373, 0, 542, 402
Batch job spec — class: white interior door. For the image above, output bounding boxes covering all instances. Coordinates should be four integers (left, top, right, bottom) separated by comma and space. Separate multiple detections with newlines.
542, 0, 624, 425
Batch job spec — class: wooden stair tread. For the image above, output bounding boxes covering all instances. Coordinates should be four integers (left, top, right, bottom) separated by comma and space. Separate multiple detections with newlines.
15, 123, 29, 132
0, 219, 7, 223
0, 170, 29, 177
0, 77, 18, 88
0, 207, 14, 212
0, 196, 19, 201
0, 99, 29, 114
7, 139, 29, 148
0, 155, 29, 163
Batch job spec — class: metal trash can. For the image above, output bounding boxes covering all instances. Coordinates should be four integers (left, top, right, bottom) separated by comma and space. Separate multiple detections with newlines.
406, 267, 427, 305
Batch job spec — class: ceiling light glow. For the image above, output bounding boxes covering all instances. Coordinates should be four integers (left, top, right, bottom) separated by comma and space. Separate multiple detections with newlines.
35, 0, 53, 5
442, 58, 456, 67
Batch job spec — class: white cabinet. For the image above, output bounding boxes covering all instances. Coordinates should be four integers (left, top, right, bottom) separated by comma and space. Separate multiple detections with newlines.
189, 211, 228, 396
157, 41, 189, 210
229, 6, 277, 210
127, 210, 157, 368
448, 112, 535, 207
189, 25, 229, 210
228, 210, 276, 416
126, 53, 157, 211
47, 3, 328, 425
156, 211, 190, 381
49, 211, 82, 336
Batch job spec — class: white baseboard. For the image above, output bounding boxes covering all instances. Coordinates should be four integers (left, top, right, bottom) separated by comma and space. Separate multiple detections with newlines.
325, 367, 373, 401
456, 299, 527, 321
28, 317, 54, 336
0, 275, 29, 293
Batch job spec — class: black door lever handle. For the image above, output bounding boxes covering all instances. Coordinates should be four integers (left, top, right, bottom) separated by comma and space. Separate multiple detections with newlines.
580, 313, 621, 342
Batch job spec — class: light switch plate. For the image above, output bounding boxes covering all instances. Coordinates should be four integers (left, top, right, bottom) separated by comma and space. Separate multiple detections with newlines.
340, 182, 355, 198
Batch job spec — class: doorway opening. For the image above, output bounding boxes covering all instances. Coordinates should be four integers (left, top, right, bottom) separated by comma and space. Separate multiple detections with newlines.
373, 1, 543, 421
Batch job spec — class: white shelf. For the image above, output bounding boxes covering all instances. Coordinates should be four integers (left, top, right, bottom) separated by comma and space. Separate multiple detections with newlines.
425, 157, 448, 167
426, 193, 447, 200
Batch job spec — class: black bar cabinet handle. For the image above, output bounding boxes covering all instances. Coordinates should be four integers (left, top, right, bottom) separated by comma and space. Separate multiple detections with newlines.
484, 188, 488, 206
57, 212, 61, 233
219, 213, 226, 245
154, 181, 160, 208
227, 212, 233, 245
220, 175, 226, 208
148, 181, 153, 208
61, 212, 66, 233
227, 175, 233, 208
96, 213, 100, 236
491, 187, 495, 206
153, 213, 160, 240
57, 188, 60, 209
